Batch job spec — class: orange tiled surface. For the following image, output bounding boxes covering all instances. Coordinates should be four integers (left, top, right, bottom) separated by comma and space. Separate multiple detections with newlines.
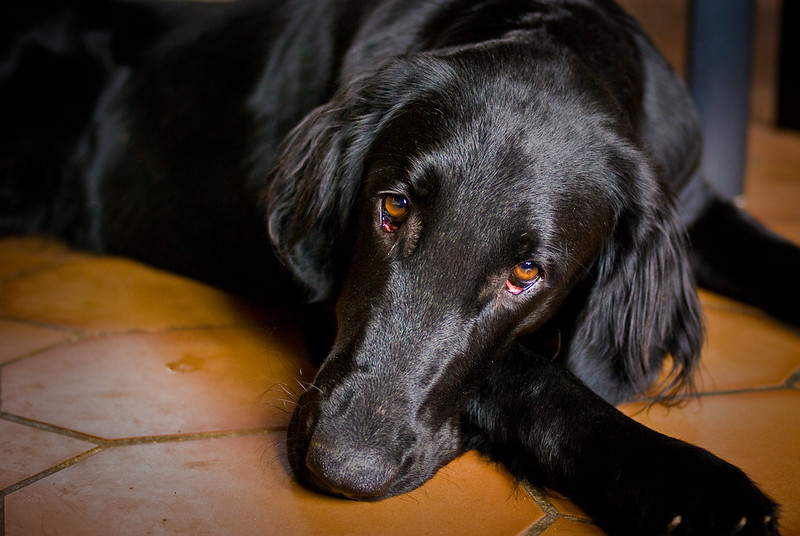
1, 124, 798, 535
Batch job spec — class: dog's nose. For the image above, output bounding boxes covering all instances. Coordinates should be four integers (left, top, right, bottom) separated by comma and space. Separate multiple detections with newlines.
305, 438, 400, 500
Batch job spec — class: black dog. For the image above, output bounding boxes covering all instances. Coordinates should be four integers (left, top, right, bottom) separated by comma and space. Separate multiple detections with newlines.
3, 1, 798, 534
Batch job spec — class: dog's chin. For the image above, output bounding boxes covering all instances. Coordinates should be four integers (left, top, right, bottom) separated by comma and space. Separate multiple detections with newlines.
293, 451, 457, 502
301, 465, 431, 502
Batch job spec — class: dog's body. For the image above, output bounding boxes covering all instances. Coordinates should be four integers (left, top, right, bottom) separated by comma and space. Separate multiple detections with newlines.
3, 1, 799, 534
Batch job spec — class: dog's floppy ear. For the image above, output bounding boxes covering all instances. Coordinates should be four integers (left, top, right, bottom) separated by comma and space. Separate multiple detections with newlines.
265, 56, 458, 301
264, 74, 386, 302
566, 158, 704, 404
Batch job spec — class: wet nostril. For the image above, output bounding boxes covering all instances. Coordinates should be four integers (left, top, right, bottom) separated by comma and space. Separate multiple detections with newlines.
305, 439, 335, 485
305, 439, 400, 500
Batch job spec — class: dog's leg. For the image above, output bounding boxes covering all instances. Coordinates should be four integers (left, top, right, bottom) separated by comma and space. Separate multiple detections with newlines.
461, 344, 779, 536
688, 195, 800, 326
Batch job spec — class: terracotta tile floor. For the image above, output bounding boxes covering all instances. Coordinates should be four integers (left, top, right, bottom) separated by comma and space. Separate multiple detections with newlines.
1, 124, 798, 535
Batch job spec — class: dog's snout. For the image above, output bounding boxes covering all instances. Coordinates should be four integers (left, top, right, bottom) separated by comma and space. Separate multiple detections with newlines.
289, 314, 473, 501
305, 437, 400, 500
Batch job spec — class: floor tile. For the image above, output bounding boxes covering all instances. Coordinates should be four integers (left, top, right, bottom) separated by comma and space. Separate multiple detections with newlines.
0, 420, 94, 490
0, 319, 75, 365
0, 257, 280, 332
4, 438, 543, 536
745, 126, 800, 240
2, 327, 314, 439
698, 289, 762, 315
695, 308, 800, 392
0, 237, 72, 280
623, 390, 800, 533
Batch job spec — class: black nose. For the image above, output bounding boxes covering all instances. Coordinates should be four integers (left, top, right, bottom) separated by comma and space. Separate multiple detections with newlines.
305, 438, 400, 500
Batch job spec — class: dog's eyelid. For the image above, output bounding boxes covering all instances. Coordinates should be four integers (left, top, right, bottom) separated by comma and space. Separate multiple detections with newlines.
376, 187, 413, 202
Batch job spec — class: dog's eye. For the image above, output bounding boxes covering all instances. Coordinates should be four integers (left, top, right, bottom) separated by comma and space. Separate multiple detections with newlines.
381, 194, 409, 232
506, 261, 541, 294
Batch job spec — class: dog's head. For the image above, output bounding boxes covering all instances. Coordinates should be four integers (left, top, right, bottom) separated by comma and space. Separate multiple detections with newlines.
266, 43, 702, 500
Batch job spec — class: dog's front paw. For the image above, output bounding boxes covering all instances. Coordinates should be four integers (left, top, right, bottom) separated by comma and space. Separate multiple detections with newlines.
656, 474, 779, 535
617, 442, 780, 536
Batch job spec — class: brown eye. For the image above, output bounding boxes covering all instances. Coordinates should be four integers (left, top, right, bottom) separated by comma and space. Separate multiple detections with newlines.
384, 195, 408, 219
506, 261, 541, 295
381, 194, 409, 232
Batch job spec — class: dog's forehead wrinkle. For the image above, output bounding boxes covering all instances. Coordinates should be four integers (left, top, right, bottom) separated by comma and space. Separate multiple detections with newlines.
421, 123, 621, 208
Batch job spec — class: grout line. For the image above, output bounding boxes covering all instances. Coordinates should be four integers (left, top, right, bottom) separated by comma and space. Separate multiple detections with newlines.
519, 484, 559, 535
634, 383, 794, 406
0, 413, 113, 445
520, 482, 596, 535
0, 446, 106, 497
99, 427, 286, 447
0, 334, 87, 371
0, 313, 298, 340
0, 314, 83, 337
521, 516, 556, 535
684, 384, 791, 398
0, 413, 289, 516
0, 412, 287, 447
521, 483, 560, 517
783, 366, 800, 388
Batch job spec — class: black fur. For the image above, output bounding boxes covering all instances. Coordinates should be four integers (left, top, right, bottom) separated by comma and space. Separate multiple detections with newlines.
2, 1, 796, 534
